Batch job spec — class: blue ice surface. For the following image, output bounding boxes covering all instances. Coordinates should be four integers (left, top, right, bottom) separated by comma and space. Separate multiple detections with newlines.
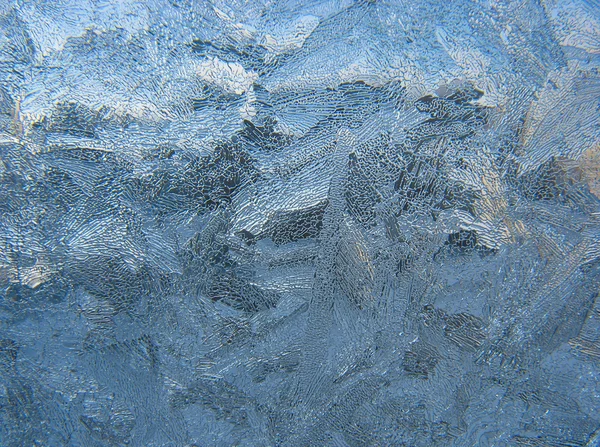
1, 0, 600, 446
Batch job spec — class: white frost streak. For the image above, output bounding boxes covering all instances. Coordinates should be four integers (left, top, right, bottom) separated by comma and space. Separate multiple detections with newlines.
545, 0, 600, 54
196, 57, 258, 95
261, 15, 320, 55
435, 26, 507, 107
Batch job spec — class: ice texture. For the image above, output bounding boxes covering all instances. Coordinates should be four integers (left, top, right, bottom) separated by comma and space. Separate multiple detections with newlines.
1, 0, 600, 446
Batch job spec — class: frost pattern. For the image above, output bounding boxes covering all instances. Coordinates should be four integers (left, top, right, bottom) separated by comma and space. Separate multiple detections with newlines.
1, 0, 600, 446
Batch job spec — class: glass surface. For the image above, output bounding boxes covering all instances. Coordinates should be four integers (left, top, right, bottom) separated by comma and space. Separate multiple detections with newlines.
1, 1, 599, 445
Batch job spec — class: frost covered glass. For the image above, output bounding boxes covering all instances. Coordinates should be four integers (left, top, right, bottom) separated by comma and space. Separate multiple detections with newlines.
1, 0, 600, 446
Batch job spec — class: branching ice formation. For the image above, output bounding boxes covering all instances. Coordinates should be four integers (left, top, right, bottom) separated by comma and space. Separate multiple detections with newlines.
0, 0, 599, 446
